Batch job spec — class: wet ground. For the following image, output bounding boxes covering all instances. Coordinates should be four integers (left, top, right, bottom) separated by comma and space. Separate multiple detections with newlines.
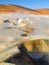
5, 49, 49, 65
5, 51, 35, 65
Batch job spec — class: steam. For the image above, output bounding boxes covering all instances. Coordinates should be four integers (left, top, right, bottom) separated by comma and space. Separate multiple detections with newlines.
0, 12, 49, 20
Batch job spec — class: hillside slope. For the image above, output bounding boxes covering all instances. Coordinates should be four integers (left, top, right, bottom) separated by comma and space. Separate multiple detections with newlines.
0, 4, 49, 14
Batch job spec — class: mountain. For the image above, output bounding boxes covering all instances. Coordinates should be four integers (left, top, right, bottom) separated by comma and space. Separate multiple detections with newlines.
36, 8, 49, 14
0, 4, 49, 14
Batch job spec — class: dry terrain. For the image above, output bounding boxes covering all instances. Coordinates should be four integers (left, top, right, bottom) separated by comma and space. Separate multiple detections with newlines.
0, 4, 49, 14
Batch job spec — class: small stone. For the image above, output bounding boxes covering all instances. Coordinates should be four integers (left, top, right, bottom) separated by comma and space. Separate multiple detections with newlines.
21, 34, 27, 37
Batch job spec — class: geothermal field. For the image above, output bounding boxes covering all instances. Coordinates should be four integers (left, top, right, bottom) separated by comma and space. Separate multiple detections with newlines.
0, 14, 49, 65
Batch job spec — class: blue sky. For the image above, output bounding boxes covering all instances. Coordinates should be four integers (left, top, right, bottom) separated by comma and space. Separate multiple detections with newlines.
0, 0, 49, 9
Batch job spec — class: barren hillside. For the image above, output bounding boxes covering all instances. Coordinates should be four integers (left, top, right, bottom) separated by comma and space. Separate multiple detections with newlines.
0, 4, 49, 14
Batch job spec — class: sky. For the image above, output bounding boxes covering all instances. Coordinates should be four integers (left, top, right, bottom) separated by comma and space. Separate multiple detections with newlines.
0, 0, 49, 9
